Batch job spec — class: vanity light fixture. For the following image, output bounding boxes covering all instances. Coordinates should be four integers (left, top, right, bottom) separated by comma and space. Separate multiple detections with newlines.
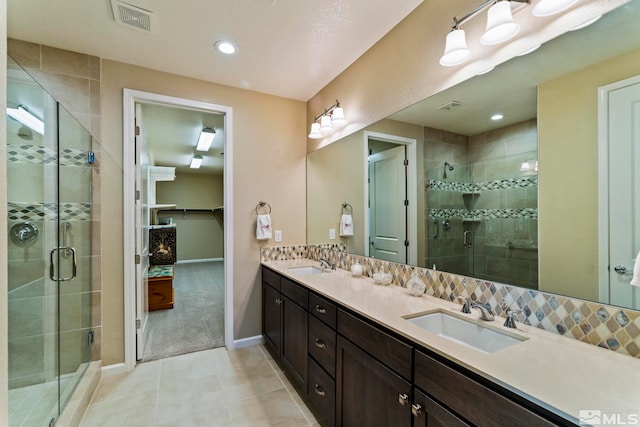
308, 100, 346, 139
196, 127, 216, 151
532, 0, 578, 17
190, 154, 203, 169
440, 0, 578, 67
6, 105, 44, 135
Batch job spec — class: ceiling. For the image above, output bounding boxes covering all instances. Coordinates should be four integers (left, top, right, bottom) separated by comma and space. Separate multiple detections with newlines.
389, 1, 640, 136
7, 0, 423, 101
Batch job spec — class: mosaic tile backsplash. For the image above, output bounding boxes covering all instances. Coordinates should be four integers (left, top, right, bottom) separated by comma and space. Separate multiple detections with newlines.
261, 245, 640, 359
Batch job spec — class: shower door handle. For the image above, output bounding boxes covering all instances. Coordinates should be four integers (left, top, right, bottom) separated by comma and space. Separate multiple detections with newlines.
463, 231, 472, 248
50, 247, 77, 282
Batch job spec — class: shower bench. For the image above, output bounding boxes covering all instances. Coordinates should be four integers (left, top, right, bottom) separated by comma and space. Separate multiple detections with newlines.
148, 265, 175, 311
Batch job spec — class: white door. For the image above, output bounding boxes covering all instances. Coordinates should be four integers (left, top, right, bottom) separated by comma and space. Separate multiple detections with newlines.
369, 145, 407, 263
604, 78, 640, 309
135, 103, 150, 359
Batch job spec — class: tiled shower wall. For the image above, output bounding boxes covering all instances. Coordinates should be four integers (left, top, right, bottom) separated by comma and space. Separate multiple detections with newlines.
262, 245, 640, 359
424, 119, 538, 289
7, 39, 102, 387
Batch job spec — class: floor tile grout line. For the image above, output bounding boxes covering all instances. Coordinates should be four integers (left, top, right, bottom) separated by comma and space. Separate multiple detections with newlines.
257, 345, 315, 426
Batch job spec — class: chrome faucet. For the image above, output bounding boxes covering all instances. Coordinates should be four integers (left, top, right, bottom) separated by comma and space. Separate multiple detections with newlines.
318, 258, 335, 270
502, 304, 523, 329
453, 294, 472, 314
471, 301, 495, 321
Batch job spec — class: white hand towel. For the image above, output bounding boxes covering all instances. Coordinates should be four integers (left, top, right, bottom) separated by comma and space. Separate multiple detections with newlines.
256, 214, 272, 240
631, 251, 640, 287
340, 214, 354, 236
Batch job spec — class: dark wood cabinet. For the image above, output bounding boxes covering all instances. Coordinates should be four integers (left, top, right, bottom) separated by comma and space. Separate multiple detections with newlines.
412, 388, 470, 427
262, 281, 281, 356
336, 336, 412, 427
281, 294, 308, 389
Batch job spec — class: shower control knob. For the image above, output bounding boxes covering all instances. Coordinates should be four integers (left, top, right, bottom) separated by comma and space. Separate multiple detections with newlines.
614, 265, 631, 275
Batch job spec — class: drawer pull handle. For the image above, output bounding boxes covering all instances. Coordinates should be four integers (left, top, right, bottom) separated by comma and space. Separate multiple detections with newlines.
411, 403, 423, 417
315, 305, 327, 314
314, 339, 326, 349
314, 384, 326, 397
398, 393, 409, 406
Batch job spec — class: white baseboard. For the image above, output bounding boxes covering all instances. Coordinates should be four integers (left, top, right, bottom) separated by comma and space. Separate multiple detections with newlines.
176, 258, 224, 264
233, 335, 264, 349
101, 362, 128, 377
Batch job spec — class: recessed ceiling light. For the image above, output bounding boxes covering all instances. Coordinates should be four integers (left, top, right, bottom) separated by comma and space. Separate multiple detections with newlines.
215, 40, 237, 55
491, 113, 504, 121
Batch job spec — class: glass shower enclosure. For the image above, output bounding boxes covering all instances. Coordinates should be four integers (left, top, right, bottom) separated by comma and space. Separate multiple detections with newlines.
7, 56, 93, 425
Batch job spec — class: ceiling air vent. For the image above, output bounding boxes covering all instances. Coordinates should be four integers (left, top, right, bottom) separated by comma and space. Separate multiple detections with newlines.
111, 0, 155, 33
435, 100, 465, 111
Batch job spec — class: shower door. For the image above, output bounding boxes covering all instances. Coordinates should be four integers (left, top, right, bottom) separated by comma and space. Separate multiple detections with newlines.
7, 56, 93, 426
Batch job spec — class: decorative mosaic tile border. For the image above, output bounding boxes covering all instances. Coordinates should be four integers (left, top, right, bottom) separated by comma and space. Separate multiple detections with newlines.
426, 176, 537, 192
427, 208, 538, 220
261, 245, 640, 359
8, 202, 92, 221
7, 144, 91, 167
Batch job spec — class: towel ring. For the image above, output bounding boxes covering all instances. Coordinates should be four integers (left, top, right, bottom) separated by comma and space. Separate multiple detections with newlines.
342, 202, 353, 214
256, 201, 271, 215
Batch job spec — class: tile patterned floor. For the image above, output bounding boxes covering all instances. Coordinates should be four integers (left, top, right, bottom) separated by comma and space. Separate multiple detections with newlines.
80, 345, 319, 427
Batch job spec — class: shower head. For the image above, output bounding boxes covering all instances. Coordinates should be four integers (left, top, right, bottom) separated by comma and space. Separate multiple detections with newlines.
444, 161, 454, 171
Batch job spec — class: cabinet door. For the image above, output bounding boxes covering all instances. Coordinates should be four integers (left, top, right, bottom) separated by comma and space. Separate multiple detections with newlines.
336, 336, 411, 427
281, 295, 308, 389
262, 282, 282, 357
412, 388, 470, 427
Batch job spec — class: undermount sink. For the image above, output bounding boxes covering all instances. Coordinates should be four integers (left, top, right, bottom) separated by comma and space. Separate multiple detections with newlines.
404, 309, 526, 353
288, 266, 328, 275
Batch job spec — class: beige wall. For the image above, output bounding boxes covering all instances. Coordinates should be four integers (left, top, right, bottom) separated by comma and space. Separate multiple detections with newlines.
101, 60, 307, 364
1, 0, 9, 423
157, 173, 224, 261
538, 48, 640, 300
306, 0, 625, 153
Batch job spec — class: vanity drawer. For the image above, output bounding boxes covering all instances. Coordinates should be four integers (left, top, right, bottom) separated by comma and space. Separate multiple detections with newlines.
308, 356, 336, 427
262, 266, 280, 291
414, 350, 556, 427
281, 277, 308, 309
337, 309, 412, 381
309, 293, 337, 329
309, 315, 336, 378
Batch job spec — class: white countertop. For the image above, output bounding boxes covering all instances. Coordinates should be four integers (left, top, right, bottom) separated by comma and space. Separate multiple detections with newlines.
262, 259, 640, 424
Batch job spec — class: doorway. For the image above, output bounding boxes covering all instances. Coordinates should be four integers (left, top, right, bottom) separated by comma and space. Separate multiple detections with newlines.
598, 75, 640, 309
123, 90, 234, 370
364, 131, 417, 265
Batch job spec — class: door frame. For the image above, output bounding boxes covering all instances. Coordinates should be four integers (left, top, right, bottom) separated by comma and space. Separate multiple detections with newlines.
363, 131, 417, 265
597, 75, 640, 303
123, 89, 234, 370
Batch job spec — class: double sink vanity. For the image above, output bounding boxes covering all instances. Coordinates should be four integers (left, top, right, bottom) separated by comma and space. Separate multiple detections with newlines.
262, 259, 640, 426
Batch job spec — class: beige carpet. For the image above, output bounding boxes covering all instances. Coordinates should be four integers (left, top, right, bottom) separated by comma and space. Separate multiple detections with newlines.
141, 261, 225, 362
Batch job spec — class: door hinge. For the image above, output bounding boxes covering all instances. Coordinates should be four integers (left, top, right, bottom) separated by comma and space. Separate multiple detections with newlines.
404, 159, 409, 166
88, 330, 95, 346
135, 125, 140, 136
136, 319, 141, 329
136, 190, 141, 201
404, 200, 409, 206
135, 254, 141, 264
404, 240, 410, 247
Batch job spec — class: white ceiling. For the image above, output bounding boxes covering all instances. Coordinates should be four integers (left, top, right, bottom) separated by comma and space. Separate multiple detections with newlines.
7, 0, 423, 101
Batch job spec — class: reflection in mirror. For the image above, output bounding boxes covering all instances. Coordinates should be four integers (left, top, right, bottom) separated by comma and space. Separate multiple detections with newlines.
307, 1, 640, 310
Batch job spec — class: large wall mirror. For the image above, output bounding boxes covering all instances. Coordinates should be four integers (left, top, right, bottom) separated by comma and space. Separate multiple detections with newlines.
307, 1, 640, 310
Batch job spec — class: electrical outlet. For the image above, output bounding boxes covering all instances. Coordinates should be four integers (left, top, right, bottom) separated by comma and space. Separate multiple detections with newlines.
329, 229, 336, 240
275, 230, 282, 242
